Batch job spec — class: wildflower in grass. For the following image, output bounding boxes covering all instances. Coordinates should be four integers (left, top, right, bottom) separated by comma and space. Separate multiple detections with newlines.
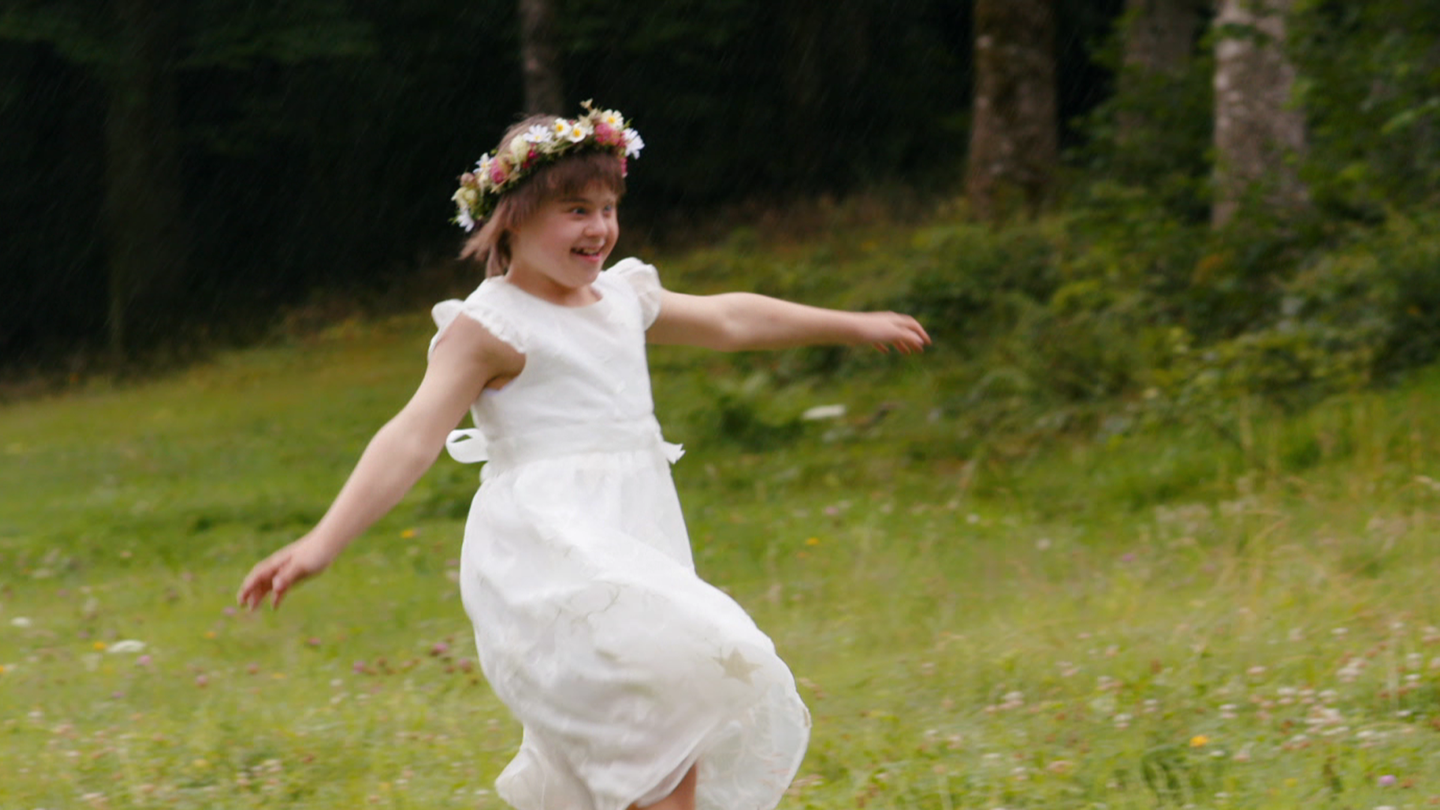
401, 528, 417, 539
135, 655, 151, 667
805, 537, 820, 547
10, 616, 32, 627
1190, 735, 1209, 747
106, 640, 145, 654
1379, 775, 1397, 787
92, 641, 106, 651
431, 641, 451, 656
195, 674, 209, 687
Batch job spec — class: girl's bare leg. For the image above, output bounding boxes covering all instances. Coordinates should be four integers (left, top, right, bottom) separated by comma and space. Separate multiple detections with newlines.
631, 764, 697, 810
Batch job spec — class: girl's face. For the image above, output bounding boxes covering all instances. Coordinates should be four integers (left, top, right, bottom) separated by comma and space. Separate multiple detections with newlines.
506, 183, 619, 303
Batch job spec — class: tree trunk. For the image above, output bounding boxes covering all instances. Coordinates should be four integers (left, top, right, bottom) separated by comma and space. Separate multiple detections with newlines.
101, 0, 189, 353
1212, 0, 1307, 227
965, 0, 1058, 221
1118, 0, 1202, 138
518, 0, 564, 115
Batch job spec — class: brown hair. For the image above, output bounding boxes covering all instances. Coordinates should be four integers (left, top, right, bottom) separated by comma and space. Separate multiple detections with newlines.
459, 114, 627, 277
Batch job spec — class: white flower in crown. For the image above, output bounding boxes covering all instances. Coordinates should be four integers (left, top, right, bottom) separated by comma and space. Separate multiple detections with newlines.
623, 128, 645, 158
566, 121, 592, 143
475, 153, 494, 179
597, 109, 625, 129
523, 123, 553, 145
508, 134, 532, 164
551, 117, 571, 138
453, 186, 479, 208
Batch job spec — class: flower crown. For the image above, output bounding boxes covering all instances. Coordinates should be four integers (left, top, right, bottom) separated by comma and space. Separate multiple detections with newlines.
451, 101, 643, 231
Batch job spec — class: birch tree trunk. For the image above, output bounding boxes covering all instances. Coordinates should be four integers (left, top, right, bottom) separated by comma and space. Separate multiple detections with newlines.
965, 0, 1058, 221
1212, 0, 1307, 227
102, 0, 189, 353
518, 0, 564, 115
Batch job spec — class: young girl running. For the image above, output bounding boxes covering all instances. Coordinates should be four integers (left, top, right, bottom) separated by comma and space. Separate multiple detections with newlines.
238, 103, 930, 810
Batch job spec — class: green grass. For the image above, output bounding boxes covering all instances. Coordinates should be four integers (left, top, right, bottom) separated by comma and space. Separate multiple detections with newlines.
4, 224, 1440, 808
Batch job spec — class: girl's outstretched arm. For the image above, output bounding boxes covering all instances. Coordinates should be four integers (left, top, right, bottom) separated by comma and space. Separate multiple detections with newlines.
646, 290, 931, 353
237, 317, 522, 611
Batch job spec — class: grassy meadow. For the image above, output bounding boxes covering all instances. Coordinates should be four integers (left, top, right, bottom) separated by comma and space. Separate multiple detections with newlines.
3, 214, 1440, 809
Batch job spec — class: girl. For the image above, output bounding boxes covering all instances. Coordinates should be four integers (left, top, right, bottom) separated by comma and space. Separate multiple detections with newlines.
238, 103, 930, 810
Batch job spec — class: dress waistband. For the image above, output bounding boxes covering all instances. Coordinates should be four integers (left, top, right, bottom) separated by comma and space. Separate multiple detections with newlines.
444, 416, 684, 473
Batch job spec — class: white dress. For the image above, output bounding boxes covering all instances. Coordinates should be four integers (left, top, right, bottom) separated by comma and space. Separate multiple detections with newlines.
429, 258, 810, 810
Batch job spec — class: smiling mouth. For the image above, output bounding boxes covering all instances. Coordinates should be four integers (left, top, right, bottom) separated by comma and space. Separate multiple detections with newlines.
572, 247, 604, 257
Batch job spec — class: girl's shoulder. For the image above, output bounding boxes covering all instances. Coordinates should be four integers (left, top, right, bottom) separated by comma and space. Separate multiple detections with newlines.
603, 257, 663, 327
430, 277, 528, 356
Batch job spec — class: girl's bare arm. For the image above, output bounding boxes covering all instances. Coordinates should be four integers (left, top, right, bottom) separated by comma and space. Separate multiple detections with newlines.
238, 316, 522, 610
645, 290, 930, 353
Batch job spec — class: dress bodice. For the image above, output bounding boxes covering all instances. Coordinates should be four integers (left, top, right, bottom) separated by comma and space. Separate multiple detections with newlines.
430, 258, 668, 467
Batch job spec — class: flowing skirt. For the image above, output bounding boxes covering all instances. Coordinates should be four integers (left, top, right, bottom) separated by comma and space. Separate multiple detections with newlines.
458, 441, 810, 810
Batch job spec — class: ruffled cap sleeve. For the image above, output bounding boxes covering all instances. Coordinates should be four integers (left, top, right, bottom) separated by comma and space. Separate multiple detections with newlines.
428, 283, 528, 358
427, 282, 527, 465
607, 257, 663, 329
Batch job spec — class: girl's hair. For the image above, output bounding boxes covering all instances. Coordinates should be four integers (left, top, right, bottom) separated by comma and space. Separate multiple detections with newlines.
460, 114, 627, 277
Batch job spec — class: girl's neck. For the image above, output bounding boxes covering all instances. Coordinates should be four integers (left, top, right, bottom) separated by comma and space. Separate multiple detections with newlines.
502, 265, 604, 308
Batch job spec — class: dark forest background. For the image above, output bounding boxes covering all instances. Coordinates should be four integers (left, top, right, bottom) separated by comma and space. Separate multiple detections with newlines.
2, 0, 1438, 387
0, 0, 1109, 363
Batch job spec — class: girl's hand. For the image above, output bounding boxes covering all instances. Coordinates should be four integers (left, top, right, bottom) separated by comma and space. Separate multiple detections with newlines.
854, 312, 931, 354
237, 534, 339, 611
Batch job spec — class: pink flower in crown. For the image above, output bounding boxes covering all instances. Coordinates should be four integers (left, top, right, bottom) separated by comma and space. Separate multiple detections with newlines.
489, 159, 509, 185
459, 172, 478, 188
593, 122, 620, 148
523, 148, 539, 169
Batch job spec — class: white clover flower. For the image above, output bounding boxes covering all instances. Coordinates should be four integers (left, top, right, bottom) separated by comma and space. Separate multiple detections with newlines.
623, 128, 644, 158
524, 124, 553, 145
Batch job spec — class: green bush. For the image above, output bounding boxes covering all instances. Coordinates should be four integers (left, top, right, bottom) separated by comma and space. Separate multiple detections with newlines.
898, 220, 1060, 344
